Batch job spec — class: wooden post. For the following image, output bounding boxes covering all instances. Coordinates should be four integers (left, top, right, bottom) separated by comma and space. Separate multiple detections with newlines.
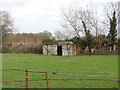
110, 47, 112, 54
26, 68, 28, 90
47, 45, 48, 55
81, 78, 83, 88
15, 80, 17, 89
113, 45, 116, 51
46, 72, 49, 90
91, 48, 94, 54
42, 45, 44, 55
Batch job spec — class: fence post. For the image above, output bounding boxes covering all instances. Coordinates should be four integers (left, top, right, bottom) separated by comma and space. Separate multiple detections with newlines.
26, 68, 28, 90
81, 78, 83, 88
15, 80, 17, 89
46, 72, 49, 90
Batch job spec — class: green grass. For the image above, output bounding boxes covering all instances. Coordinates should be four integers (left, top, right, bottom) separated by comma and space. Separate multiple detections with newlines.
2, 53, 118, 88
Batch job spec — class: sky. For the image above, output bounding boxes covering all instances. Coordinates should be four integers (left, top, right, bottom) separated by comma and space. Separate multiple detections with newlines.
0, 0, 119, 35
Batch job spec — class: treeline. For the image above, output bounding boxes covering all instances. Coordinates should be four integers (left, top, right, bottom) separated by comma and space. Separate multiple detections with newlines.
2, 31, 55, 53
2, 31, 119, 54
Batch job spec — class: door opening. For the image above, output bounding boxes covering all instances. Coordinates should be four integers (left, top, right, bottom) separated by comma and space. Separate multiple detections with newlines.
57, 46, 62, 56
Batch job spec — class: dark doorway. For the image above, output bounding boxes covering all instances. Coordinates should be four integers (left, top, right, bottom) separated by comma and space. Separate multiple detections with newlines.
57, 46, 62, 56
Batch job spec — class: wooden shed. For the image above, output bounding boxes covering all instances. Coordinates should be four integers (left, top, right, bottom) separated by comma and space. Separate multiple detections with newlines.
43, 41, 76, 56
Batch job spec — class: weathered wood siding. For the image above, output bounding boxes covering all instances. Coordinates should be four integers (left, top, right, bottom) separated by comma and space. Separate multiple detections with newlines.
43, 44, 76, 56
43, 45, 57, 55
52, 45, 57, 55
43, 45, 47, 55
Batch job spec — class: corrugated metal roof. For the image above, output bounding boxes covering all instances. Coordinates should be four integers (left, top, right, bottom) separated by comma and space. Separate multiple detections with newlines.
43, 41, 73, 45
43, 41, 58, 45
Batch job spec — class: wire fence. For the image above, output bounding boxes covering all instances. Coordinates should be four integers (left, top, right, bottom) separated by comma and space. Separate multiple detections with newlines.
0, 68, 119, 89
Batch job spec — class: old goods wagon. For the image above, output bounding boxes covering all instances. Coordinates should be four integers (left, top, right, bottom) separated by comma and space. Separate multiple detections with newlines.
43, 41, 76, 56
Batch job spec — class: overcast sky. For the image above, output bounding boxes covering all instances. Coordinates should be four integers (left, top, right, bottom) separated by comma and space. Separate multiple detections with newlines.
0, 0, 119, 35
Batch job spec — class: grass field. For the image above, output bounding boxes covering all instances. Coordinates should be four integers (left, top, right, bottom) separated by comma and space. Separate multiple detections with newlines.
2, 53, 118, 88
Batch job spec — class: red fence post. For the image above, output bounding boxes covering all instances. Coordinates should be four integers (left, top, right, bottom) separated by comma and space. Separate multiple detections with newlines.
15, 80, 17, 89
26, 68, 28, 90
81, 78, 83, 88
46, 72, 49, 90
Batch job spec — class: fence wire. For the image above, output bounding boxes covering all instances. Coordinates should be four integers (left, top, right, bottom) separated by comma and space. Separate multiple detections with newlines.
1, 69, 119, 88
0, 69, 119, 77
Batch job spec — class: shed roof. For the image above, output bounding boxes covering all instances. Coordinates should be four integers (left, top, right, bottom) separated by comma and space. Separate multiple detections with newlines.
43, 41, 73, 45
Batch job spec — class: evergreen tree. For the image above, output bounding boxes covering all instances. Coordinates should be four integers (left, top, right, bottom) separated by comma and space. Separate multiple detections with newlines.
108, 11, 117, 48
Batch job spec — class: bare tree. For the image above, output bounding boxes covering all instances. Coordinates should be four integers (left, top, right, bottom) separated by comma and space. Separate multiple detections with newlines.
61, 5, 106, 49
54, 30, 70, 40
103, 2, 118, 31
55, 30, 63, 40
61, 6, 82, 38
0, 10, 14, 36
88, 10, 104, 37
61, 5, 102, 38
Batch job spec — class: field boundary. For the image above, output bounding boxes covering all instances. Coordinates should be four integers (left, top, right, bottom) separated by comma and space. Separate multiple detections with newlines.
0, 69, 119, 77
1, 68, 119, 89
